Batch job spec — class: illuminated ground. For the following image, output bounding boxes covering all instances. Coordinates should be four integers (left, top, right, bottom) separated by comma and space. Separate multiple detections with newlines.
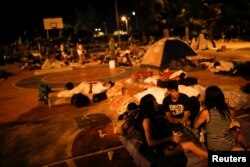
0, 41, 249, 167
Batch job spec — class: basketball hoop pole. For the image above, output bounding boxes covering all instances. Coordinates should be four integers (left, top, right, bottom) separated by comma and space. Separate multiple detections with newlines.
43, 17, 63, 40
59, 29, 62, 38
46, 30, 49, 40
115, 0, 121, 46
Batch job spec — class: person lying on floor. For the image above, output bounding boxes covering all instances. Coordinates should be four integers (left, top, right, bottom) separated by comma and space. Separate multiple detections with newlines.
57, 80, 115, 99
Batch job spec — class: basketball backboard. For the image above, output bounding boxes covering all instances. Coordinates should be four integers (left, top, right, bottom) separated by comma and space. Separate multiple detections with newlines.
43, 17, 63, 30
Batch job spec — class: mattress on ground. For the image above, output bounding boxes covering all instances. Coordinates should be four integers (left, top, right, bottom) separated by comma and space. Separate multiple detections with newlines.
34, 66, 73, 75
48, 92, 71, 107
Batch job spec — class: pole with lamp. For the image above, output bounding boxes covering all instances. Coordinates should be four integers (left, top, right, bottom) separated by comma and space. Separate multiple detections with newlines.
103, 22, 107, 35
121, 16, 128, 32
115, 0, 121, 46
132, 11, 138, 31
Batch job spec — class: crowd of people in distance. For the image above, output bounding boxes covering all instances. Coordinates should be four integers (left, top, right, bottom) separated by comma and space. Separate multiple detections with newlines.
14, 35, 146, 70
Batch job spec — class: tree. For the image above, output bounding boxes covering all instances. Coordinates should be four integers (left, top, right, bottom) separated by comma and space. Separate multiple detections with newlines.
62, 23, 74, 38
217, 0, 250, 39
74, 7, 96, 38
132, 0, 161, 35
132, 0, 222, 41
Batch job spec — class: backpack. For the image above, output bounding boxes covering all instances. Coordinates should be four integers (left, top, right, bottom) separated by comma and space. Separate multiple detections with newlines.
71, 93, 90, 107
114, 109, 143, 141
38, 83, 52, 101
92, 91, 107, 103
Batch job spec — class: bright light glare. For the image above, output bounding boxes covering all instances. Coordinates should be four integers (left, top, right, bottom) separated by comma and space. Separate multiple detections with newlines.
121, 16, 127, 21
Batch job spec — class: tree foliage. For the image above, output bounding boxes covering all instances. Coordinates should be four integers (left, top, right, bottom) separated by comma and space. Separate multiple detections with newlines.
74, 7, 96, 37
133, 0, 250, 39
132, 0, 160, 34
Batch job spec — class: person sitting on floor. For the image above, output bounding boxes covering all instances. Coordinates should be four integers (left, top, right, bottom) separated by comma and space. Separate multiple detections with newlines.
194, 85, 249, 151
139, 94, 208, 160
162, 80, 200, 143
163, 80, 190, 126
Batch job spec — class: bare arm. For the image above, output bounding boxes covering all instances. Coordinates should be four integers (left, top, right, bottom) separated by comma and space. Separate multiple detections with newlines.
193, 109, 209, 129
142, 118, 178, 147
166, 112, 177, 124
179, 111, 189, 124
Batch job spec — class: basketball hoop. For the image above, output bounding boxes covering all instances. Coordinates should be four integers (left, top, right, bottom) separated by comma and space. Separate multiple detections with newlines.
43, 18, 63, 39
50, 23, 58, 29
43, 18, 63, 30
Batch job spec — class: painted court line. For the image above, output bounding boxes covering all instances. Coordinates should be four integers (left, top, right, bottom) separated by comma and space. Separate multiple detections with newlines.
42, 145, 124, 167
236, 114, 250, 119
42, 114, 250, 167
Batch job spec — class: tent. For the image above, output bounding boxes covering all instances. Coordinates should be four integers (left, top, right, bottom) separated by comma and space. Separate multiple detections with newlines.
141, 38, 197, 69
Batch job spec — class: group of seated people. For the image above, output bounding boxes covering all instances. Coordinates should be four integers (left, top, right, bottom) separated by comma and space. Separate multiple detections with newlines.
116, 80, 249, 166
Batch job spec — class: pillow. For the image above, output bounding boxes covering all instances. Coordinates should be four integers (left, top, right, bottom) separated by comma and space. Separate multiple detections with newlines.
178, 85, 200, 97
134, 87, 168, 104
110, 95, 139, 115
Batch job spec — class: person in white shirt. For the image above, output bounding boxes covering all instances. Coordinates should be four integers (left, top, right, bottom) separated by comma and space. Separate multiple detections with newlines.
57, 80, 114, 99
76, 40, 86, 66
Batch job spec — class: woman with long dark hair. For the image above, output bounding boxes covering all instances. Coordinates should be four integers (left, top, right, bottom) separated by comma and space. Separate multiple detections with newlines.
194, 85, 249, 151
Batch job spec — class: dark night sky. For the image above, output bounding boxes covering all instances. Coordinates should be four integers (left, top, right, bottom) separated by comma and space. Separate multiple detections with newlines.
0, 0, 135, 43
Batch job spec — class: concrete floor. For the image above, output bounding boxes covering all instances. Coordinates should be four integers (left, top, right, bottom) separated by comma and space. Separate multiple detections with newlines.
0, 43, 250, 167
0, 64, 141, 167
